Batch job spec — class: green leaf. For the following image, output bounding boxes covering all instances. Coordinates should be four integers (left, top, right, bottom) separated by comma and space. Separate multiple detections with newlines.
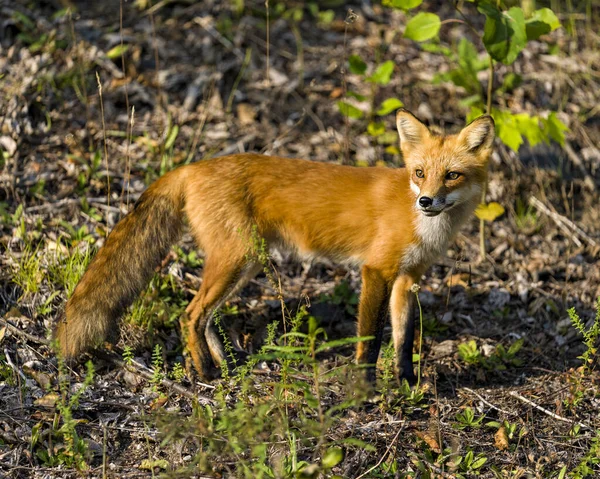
164, 124, 179, 150
106, 44, 129, 60
340, 437, 377, 452
514, 113, 544, 146
458, 94, 482, 107
542, 112, 569, 147
348, 54, 367, 75
347, 91, 367, 102
321, 447, 344, 469
367, 60, 395, 85
557, 466, 567, 479
382, 0, 423, 10
500, 72, 522, 92
376, 98, 403, 115
404, 12, 441, 42
493, 110, 523, 151
467, 106, 485, 124
316, 336, 371, 353
317, 10, 335, 25
471, 456, 487, 469
475, 202, 505, 222
377, 131, 398, 145
337, 101, 364, 119
367, 121, 386, 136
526, 8, 561, 41
479, 5, 527, 64
486, 421, 502, 429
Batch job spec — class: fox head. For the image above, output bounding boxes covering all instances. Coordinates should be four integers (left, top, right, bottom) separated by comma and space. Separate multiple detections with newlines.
396, 109, 495, 217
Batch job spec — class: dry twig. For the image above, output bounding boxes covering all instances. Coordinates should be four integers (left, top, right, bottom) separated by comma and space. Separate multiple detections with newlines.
509, 391, 592, 430
529, 196, 597, 247
462, 387, 515, 416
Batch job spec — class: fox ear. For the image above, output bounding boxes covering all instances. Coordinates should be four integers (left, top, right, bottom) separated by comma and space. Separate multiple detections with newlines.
458, 115, 495, 152
396, 109, 431, 153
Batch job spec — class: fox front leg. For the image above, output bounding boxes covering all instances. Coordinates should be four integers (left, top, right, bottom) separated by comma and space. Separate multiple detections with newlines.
355, 266, 392, 384
390, 275, 418, 385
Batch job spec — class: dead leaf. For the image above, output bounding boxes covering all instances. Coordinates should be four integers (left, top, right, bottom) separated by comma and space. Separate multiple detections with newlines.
150, 395, 168, 411
34, 393, 59, 409
237, 103, 257, 125
445, 273, 470, 288
495, 425, 510, 451
330, 87, 344, 99
415, 429, 441, 453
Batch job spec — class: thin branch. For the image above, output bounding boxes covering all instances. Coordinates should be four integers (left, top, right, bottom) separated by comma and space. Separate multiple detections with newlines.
509, 391, 592, 430
462, 387, 514, 416
97, 352, 216, 404
529, 196, 597, 247
0, 317, 50, 346
356, 424, 404, 479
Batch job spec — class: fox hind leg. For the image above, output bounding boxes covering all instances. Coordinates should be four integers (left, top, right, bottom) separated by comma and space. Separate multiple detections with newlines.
184, 254, 247, 381
203, 261, 263, 367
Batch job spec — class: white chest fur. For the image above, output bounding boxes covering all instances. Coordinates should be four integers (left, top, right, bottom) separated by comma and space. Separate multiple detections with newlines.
400, 203, 474, 274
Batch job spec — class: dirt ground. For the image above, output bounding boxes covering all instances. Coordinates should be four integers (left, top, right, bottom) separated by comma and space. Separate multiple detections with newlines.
0, 0, 599, 477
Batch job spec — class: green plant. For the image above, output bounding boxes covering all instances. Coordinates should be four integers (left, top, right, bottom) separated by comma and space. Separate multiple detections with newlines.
454, 449, 488, 477
455, 407, 485, 429
491, 338, 524, 369
338, 54, 404, 157
37, 358, 95, 469
11, 244, 44, 297
385, 1, 568, 152
564, 298, 600, 410
157, 309, 371, 477
151, 343, 165, 391
0, 353, 17, 386
568, 299, 600, 374
486, 419, 527, 450
569, 431, 600, 479
458, 339, 482, 365
46, 242, 92, 296
319, 279, 359, 315
169, 361, 186, 383
458, 338, 524, 371
126, 273, 188, 332
514, 197, 540, 234
384, 0, 568, 260
122, 345, 135, 365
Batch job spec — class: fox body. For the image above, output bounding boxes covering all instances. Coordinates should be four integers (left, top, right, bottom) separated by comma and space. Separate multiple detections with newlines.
55, 110, 495, 383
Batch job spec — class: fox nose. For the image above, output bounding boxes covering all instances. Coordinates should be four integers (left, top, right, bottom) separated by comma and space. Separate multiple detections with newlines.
419, 196, 433, 208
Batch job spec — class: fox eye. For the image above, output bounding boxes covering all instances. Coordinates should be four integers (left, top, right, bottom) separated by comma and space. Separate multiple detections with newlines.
415, 169, 424, 178
446, 171, 461, 180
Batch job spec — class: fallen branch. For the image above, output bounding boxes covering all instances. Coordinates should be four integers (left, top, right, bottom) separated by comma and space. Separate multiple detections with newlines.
97, 352, 216, 405
462, 387, 514, 416
529, 197, 597, 247
564, 141, 596, 191
0, 318, 214, 403
509, 391, 592, 430
0, 317, 50, 346
356, 424, 405, 479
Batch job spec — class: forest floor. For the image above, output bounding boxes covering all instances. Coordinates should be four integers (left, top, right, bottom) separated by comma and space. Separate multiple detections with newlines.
1, 0, 600, 478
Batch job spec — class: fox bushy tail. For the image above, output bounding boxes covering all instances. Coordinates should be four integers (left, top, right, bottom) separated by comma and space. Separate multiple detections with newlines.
54, 168, 186, 358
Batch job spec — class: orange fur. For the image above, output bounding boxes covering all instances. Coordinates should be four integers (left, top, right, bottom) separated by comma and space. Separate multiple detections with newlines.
55, 110, 495, 383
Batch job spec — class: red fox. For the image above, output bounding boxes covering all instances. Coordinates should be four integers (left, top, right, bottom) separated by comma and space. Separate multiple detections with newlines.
55, 109, 495, 384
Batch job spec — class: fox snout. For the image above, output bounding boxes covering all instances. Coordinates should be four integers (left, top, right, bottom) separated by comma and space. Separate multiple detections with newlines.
417, 194, 447, 216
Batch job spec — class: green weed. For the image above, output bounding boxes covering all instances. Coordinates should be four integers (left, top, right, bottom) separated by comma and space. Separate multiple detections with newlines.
455, 407, 485, 430
35, 358, 95, 469
564, 298, 600, 411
